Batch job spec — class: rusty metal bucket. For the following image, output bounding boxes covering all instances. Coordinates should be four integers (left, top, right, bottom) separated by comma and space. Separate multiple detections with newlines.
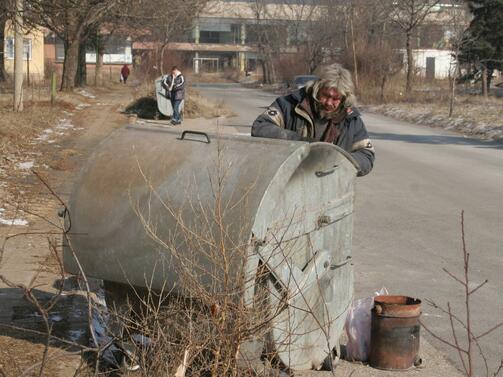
369, 295, 422, 370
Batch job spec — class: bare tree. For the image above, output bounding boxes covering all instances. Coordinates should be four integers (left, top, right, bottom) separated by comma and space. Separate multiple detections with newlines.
123, 0, 208, 76
26, 0, 120, 90
13, 0, 23, 111
444, 1, 470, 117
384, 0, 441, 95
0, 0, 12, 82
421, 211, 503, 377
294, 0, 337, 74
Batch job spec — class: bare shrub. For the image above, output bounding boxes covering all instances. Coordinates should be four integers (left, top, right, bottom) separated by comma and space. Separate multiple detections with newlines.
421, 211, 503, 377
98, 140, 346, 376
275, 54, 310, 83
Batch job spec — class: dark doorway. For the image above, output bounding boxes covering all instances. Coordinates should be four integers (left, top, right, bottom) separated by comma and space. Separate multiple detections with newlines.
426, 57, 436, 80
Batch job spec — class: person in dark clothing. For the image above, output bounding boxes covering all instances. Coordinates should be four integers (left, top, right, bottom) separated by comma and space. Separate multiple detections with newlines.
120, 64, 130, 84
251, 63, 374, 176
161, 66, 186, 125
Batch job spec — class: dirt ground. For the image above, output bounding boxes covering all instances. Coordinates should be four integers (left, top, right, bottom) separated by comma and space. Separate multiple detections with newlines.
0, 78, 238, 376
0, 81, 136, 376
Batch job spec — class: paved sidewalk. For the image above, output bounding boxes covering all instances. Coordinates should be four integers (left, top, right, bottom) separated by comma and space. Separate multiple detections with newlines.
305, 337, 464, 377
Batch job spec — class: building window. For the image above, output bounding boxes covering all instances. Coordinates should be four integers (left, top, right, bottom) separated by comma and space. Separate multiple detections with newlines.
5, 37, 32, 60
54, 38, 65, 61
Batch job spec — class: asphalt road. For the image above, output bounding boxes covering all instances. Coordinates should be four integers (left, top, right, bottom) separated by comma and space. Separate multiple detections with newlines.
194, 83, 503, 374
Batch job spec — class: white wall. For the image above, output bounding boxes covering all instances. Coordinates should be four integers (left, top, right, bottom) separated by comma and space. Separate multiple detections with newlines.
404, 49, 456, 79
86, 45, 132, 64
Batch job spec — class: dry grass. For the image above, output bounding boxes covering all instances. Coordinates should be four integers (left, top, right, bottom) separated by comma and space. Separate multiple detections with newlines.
354, 74, 503, 140
0, 99, 70, 157
185, 89, 235, 119
0, 336, 62, 377
366, 95, 503, 140
187, 71, 239, 84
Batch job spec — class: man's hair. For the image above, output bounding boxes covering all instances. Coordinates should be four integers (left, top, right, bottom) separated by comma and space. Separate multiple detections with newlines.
310, 64, 356, 108
171, 66, 178, 71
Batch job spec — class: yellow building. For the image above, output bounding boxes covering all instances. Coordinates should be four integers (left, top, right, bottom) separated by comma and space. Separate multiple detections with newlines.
3, 22, 45, 82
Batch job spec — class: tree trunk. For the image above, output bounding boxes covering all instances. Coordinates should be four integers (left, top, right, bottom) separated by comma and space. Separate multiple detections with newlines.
0, 16, 7, 82
380, 74, 387, 103
75, 41, 87, 87
268, 54, 276, 84
350, 10, 358, 91
448, 52, 457, 118
482, 65, 488, 98
94, 33, 104, 86
263, 60, 269, 84
405, 31, 413, 96
61, 38, 80, 90
159, 43, 169, 76
95, 48, 104, 86
13, 0, 24, 112
448, 75, 455, 117
263, 55, 276, 85
486, 67, 493, 91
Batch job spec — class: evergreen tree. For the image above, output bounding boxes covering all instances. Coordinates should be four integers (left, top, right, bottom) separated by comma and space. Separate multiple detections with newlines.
460, 0, 503, 91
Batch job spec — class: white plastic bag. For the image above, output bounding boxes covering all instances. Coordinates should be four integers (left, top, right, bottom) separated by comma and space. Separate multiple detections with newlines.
344, 287, 389, 361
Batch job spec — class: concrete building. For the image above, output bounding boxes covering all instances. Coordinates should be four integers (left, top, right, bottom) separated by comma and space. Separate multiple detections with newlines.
148, 0, 321, 75
409, 49, 456, 79
404, 2, 469, 79
152, 0, 467, 80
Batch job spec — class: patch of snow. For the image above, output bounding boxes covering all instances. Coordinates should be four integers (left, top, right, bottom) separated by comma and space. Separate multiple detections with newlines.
55, 119, 75, 130
35, 129, 54, 142
76, 89, 96, 99
35, 135, 49, 141
76, 103, 91, 110
17, 161, 35, 170
0, 217, 29, 226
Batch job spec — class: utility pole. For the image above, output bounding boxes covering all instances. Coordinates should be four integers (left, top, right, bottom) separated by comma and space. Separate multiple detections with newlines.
13, 0, 24, 112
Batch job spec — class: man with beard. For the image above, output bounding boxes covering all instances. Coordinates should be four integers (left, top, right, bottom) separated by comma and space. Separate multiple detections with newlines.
251, 64, 374, 176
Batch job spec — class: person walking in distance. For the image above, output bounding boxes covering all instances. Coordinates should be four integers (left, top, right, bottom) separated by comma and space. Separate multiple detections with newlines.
251, 63, 374, 176
120, 64, 130, 84
161, 66, 185, 125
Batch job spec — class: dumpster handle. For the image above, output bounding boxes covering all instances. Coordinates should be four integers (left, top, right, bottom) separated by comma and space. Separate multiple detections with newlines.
315, 165, 338, 177
178, 130, 211, 144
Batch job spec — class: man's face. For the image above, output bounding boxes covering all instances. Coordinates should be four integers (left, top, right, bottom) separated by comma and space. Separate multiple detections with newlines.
318, 87, 344, 113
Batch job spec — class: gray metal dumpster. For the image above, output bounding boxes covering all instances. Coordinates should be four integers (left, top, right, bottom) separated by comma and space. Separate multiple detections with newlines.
63, 124, 358, 370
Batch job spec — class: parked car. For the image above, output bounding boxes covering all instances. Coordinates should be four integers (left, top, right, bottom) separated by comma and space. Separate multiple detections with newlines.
286, 75, 318, 92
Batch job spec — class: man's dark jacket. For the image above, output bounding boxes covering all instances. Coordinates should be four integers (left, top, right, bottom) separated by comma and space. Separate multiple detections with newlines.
161, 73, 185, 101
251, 87, 375, 176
